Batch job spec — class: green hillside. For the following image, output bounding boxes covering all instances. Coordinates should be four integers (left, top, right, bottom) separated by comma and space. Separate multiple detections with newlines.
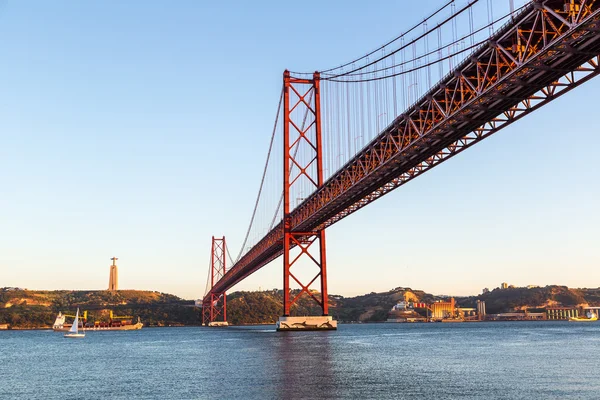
227, 290, 324, 325
455, 286, 600, 314
226, 287, 436, 324
227, 285, 600, 324
0, 288, 196, 329
2, 285, 599, 328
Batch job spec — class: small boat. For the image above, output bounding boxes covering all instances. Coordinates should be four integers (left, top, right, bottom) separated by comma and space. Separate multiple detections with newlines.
569, 311, 598, 322
53, 310, 143, 331
64, 308, 85, 338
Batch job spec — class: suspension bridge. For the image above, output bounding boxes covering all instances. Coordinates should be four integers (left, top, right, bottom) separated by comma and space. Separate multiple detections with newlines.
202, 0, 600, 330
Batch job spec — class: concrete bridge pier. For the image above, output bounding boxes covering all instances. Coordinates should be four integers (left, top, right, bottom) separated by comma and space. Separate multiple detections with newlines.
276, 316, 337, 331
207, 321, 229, 327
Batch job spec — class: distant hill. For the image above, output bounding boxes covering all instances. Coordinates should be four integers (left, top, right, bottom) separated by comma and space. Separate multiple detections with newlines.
226, 285, 600, 324
3, 285, 599, 328
330, 287, 437, 322
0, 288, 196, 329
455, 286, 600, 314
226, 287, 438, 325
226, 290, 324, 325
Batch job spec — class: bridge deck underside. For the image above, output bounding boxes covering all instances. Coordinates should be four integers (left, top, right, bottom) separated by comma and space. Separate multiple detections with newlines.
206, 0, 600, 299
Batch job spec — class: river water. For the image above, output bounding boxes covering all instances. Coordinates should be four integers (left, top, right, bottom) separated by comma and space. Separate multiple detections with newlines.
0, 322, 598, 399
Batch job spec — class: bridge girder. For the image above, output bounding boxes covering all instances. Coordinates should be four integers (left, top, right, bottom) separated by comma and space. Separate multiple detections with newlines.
206, 0, 600, 299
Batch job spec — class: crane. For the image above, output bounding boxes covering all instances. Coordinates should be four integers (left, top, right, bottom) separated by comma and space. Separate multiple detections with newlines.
109, 311, 133, 321
63, 310, 88, 321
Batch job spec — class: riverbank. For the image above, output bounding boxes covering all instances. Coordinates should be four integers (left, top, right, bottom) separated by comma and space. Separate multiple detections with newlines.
4, 285, 599, 328
0, 289, 199, 329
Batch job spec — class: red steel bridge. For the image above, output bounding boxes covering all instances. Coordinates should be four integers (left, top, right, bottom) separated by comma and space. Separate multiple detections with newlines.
202, 0, 600, 329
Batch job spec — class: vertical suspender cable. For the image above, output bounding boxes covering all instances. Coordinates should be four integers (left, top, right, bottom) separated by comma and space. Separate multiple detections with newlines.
236, 88, 283, 262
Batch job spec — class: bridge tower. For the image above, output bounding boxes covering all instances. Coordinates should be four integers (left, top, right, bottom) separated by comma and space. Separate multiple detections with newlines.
202, 236, 229, 327
277, 70, 336, 331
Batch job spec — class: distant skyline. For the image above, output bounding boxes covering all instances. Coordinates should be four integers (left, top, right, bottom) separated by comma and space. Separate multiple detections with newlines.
1, 0, 598, 299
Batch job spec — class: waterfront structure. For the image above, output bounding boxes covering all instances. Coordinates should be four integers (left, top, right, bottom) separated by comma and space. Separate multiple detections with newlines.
546, 307, 579, 320
490, 312, 546, 321
108, 257, 118, 291
431, 298, 455, 319
569, 310, 598, 322
386, 316, 427, 323
547, 306, 600, 321
387, 300, 430, 323
391, 301, 432, 311
477, 300, 486, 321
457, 308, 476, 319
583, 306, 600, 314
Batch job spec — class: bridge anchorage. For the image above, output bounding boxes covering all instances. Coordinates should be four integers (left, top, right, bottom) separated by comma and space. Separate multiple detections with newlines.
203, 0, 600, 331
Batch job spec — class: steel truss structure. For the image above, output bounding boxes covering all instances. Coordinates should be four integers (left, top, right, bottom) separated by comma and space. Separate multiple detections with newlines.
205, 0, 600, 300
202, 236, 227, 325
296, 0, 600, 231
282, 71, 329, 316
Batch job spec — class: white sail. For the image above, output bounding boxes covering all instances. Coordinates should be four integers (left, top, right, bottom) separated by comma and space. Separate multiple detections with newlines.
53, 312, 66, 330
69, 309, 79, 333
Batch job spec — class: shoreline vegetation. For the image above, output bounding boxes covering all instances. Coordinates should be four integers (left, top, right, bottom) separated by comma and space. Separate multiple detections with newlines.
1, 285, 599, 329
0, 289, 197, 330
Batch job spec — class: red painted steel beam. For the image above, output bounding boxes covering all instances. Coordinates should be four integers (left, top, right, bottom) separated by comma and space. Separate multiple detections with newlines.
282, 71, 329, 316
292, 2, 600, 233
202, 236, 228, 324
205, 0, 600, 301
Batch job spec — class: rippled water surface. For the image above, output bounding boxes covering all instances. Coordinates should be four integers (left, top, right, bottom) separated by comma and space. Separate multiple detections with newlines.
1, 322, 599, 399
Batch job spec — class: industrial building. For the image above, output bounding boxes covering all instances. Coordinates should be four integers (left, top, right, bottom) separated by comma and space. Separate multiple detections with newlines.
546, 307, 579, 320
431, 298, 455, 319
489, 312, 546, 321
476, 300, 486, 321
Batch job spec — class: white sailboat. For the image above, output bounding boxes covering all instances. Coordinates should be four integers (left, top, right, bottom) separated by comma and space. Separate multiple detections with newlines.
64, 308, 85, 338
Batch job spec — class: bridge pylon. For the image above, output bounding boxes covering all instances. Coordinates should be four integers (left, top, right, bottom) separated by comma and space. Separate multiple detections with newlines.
278, 70, 336, 331
202, 236, 228, 327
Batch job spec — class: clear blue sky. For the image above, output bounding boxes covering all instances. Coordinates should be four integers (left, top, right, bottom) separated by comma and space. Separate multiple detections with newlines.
1, 1, 598, 300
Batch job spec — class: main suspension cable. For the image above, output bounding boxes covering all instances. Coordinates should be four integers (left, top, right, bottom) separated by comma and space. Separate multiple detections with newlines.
323, 0, 479, 80
324, 38, 484, 83
225, 244, 235, 272
324, 4, 525, 80
295, 0, 456, 75
235, 87, 284, 263
203, 251, 212, 298
269, 89, 315, 232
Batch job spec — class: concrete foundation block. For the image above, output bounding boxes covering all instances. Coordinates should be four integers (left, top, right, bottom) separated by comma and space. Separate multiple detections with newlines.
207, 321, 229, 327
276, 316, 337, 331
